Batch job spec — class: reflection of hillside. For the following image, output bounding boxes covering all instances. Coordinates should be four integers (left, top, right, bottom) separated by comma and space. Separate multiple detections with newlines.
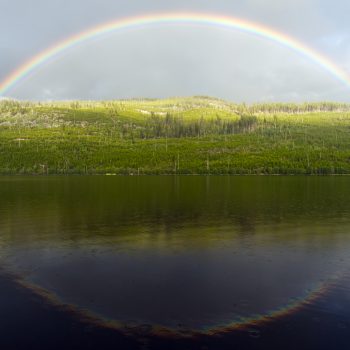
0, 176, 350, 249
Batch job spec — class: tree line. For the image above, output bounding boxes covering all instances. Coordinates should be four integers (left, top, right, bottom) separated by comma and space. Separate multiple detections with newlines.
139, 113, 258, 138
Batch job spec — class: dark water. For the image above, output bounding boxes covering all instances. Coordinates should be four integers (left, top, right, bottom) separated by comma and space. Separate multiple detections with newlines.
1, 176, 350, 349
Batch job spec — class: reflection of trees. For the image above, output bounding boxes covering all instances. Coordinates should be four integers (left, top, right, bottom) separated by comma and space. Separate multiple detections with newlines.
0, 176, 350, 247
236, 214, 256, 235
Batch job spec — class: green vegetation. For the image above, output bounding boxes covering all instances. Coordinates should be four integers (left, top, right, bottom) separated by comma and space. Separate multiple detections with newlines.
1, 96, 350, 175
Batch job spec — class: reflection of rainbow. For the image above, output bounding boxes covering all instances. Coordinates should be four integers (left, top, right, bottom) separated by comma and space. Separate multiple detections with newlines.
204, 280, 332, 336
10, 272, 337, 339
1, 12, 350, 96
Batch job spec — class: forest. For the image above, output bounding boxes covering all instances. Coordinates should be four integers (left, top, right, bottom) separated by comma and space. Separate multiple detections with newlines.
1, 96, 350, 175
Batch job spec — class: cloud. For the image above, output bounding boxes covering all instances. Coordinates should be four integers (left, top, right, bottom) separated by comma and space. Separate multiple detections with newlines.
9, 25, 347, 102
1, 0, 349, 101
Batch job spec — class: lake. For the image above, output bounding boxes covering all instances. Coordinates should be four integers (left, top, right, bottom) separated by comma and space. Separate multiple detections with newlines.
0, 176, 350, 349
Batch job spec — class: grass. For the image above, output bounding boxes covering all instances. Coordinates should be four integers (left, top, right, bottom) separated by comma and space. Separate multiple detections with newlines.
1, 96, 350, 175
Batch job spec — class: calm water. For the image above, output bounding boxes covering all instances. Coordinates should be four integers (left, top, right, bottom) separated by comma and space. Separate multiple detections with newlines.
1, 176, 350, 349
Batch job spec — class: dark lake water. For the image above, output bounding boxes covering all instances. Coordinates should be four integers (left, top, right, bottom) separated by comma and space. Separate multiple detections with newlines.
1, 176, 350, 349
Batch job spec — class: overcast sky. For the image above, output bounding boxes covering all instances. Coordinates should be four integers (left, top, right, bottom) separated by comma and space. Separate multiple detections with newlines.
1, 0, 350, 102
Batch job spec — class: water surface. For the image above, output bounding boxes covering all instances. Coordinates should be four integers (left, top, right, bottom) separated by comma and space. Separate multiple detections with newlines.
0, 176, 350, 343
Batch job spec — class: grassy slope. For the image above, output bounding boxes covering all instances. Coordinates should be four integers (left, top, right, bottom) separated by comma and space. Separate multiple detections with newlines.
1, 96, 350, 175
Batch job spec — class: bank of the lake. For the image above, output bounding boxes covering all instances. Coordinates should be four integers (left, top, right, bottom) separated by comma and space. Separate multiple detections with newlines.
1, 97, 350, 175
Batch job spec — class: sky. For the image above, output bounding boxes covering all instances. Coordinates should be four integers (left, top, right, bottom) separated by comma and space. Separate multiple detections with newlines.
1, 0, 350, 102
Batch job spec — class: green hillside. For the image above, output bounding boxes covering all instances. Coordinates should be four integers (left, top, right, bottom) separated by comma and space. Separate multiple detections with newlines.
1, 96, 350, 175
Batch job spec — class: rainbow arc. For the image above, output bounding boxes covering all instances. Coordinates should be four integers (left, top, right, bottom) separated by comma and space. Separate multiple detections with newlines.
0, 12, 350, 96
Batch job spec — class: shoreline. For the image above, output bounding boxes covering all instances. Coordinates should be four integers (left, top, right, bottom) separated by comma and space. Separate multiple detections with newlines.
1, 173, 350, 177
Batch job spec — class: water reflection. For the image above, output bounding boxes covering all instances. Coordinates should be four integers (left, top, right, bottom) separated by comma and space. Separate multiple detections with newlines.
0, 176, 350, 334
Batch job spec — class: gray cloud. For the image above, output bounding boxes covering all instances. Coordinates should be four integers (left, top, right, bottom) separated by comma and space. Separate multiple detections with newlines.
1, 0, 349, 102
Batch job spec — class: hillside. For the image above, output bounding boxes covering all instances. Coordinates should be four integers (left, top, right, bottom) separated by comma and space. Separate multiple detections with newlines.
1, 96, 350, 175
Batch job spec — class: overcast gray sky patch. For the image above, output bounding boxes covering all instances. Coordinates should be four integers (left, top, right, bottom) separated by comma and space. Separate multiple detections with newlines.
1, 0, 349, 102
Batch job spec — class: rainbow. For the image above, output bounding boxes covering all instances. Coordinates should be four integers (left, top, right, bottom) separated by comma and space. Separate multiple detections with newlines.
11, 270, 336, 338
0, 12, 350, 97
